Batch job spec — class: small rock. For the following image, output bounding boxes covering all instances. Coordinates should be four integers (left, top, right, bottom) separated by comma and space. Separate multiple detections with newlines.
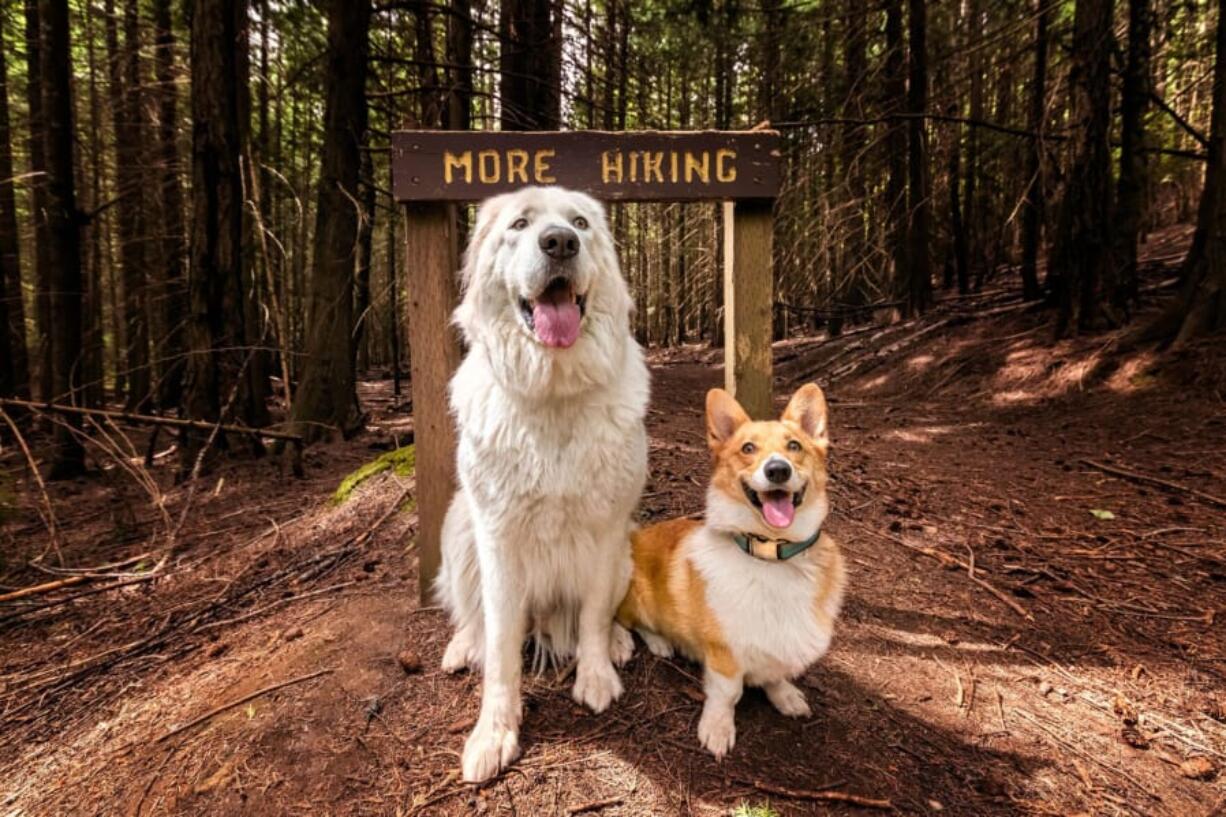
283, 626, 304, 642
397, 650, 423, 675
1038, 681, 1053, 696
1180, 756, 1216, 780
927, 800, 944, 811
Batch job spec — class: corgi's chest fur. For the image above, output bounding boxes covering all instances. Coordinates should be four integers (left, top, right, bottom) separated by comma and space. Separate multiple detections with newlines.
687, 526, 845, 685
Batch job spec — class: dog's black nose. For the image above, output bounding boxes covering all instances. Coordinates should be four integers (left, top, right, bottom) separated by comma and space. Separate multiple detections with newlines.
764, 459, 792, 485
539, 226, 580, 260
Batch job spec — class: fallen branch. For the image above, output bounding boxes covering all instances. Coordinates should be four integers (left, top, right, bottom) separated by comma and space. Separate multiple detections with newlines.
732, 776, 892, 810
0, 575, 89, 604
156, 668, 334, 744
0, 397, 303, 443
1081, 459, 1226, 510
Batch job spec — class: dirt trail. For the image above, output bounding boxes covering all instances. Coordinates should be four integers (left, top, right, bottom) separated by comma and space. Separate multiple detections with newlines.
2, 261, 1224, 815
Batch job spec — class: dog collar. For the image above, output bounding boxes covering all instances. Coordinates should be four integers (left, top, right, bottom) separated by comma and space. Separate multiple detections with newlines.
733, 528, 821, 561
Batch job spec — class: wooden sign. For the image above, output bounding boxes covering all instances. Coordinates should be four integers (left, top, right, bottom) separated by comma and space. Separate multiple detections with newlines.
391, 128, 779, 602
391, 130, 781, 202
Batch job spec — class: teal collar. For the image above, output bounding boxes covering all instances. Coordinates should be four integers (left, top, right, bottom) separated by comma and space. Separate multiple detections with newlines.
733, 527, 822, 561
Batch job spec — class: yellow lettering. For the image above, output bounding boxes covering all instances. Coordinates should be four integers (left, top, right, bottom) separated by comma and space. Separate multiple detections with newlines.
478, 149, 501, 183
685, 151, 710, 184
629, 151, 639, 183
506, 149, 530, 184
670, 151, 679, 182
716, 149, 736, 183
601, 150, 623, 183
534, 149, 556, 183
643, 151, 664, 183
443, 150, 473, 184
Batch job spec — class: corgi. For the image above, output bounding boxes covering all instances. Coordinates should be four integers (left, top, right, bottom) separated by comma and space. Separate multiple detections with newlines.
617, 383, 845, 758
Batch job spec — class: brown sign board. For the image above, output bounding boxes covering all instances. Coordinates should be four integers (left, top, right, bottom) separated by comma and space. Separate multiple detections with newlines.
391, 130, 781, 203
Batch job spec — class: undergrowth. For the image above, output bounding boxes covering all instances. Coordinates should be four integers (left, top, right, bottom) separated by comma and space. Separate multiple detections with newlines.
332, 446, 416, 505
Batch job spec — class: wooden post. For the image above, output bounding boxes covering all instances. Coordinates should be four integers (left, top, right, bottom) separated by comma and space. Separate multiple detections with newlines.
722, 199, 774, 419
404, 202, 462, 602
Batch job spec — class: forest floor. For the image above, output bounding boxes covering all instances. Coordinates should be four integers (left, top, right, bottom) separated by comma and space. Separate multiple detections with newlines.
2, 226, 1225, 816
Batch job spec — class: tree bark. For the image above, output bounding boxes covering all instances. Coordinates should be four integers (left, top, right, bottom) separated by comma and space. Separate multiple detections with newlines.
1019, 0, 1049, 302
1114, 0, 1153, 312
288, 0, 371, 442
499, 0, 560, 130
884, 0, 908, 322
904, 0, 933, 316
105, 0, 153, 409
1050, 0, 1116, 335
39, 0, 86, 478
0, 17, 30, 399
181, 0, 258, 471
24, 0, 53, 403
152, 0, 187, 409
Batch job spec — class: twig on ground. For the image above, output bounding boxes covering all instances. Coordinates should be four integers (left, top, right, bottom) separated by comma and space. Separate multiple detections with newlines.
195, 581, 358, 632
567, 796, 625, 815
0, 575, 89, 604
853, 523, 1032, 620
156, 668, 335, 744
730, 776, 893, 810
1082, 458, 1226, 509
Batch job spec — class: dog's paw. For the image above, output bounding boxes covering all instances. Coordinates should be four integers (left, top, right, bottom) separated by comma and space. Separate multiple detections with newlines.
639, 630, 674, 659
609, 623, 635, 667
442, 630, 481, 673
765, 680, 812, 718
697, 705, 736, 759
572, 660, 623, 713
461, 718, 520, 783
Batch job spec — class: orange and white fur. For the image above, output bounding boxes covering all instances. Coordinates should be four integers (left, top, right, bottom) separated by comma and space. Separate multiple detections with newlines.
617, 384, 845, 758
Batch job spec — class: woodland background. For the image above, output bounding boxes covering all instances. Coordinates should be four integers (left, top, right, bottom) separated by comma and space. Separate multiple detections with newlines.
1, 0, 1225, 473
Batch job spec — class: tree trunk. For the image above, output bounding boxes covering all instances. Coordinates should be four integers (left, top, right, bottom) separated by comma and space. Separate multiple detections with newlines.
445, 0, 474, 132
962, 0, 983, 294
884, 0, 908, 322
499, 0, 560, 130
39, 0, 86, 478
105, 0, 153, 410
0, 18, 30, 399
1019, 0, 1049, 302
833, 0, 867, 335
1142, 0, 1226, 344
181, 0, 257, 471
1050, 0, 1116, 335
152, 0, 187, 409
904, 0, 932, 316
354, 147, 375, 374
1114, 0, 1153, 312
24, 0, 53, 403
288, 0, 371, 442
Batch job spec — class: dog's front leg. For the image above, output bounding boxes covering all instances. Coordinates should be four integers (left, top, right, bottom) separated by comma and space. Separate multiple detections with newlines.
462, 535, 526, 783
572, 547, 626, 713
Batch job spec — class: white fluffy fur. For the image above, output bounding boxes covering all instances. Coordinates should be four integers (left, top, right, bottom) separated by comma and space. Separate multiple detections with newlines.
434, 187, 649, 783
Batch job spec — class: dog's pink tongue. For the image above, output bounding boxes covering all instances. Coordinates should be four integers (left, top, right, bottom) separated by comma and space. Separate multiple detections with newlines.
762, 492, 795, 529
532, 299, 581, 348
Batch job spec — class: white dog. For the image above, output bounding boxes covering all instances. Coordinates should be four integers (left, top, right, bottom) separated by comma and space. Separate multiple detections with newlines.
435, 187, 649, 783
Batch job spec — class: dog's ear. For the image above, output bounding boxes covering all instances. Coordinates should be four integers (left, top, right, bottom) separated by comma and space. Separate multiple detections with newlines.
782, 383, 829, 449
706, 388, 750, 449
459, 193, 510, 288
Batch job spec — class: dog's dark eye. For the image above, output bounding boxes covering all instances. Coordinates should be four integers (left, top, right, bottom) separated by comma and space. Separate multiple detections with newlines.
511, 217, 529, 230
787, 440, 802, 452
573, 216, 589, 229
741, 442, 756, 455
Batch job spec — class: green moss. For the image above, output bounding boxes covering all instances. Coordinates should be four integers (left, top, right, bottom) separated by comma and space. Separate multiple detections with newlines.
332, 445, 416, 505
732, 803, 780, 817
